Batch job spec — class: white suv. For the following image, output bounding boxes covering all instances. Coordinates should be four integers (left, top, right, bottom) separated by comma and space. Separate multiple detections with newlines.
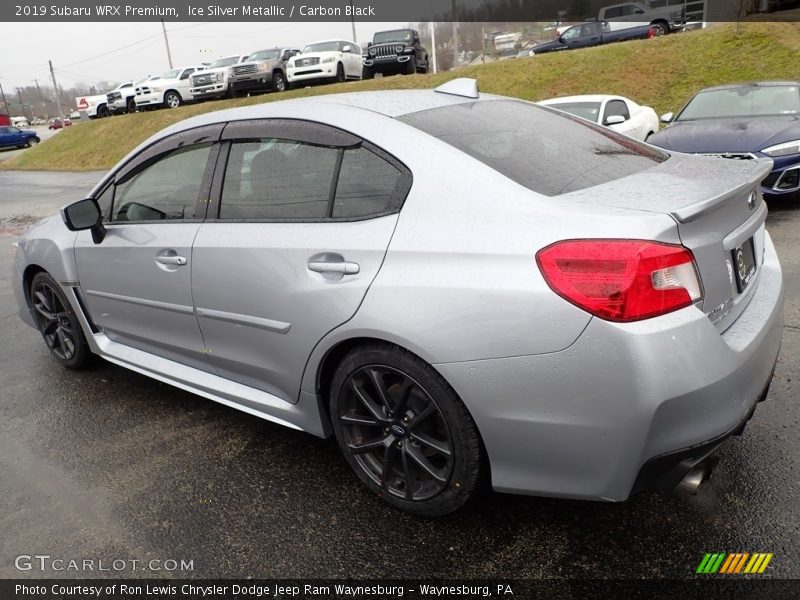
134, 65, 206, 110
286, 39, 362, 86
190, 55, 248, 101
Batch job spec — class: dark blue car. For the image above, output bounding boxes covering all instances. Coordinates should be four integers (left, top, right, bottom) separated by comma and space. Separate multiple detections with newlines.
0, 125, 40, 150
648, 82, 800, 200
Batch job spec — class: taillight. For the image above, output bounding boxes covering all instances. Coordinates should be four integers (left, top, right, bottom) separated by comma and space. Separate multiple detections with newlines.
536, 239, 703, 322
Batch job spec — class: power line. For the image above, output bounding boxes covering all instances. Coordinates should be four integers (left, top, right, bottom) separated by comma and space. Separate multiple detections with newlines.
60, 32, 162, 68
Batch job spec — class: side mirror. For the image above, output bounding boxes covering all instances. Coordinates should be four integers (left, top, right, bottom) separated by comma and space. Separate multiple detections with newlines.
62, 198, 106, 243
605, 115, 626, 125
660, 112, 674, 123
342, 45, 351, 53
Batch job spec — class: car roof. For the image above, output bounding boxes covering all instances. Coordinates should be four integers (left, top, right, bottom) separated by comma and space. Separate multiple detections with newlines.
697, 81, 800, 92
119, 84, 508, 171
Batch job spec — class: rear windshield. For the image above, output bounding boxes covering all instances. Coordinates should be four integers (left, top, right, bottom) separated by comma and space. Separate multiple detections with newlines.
398, 99, 667, 196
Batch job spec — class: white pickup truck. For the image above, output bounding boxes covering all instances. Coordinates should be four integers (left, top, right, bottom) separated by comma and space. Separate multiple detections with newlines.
190, 55, 248, 101
134, 65, 207, 110
598, 2, 685, 35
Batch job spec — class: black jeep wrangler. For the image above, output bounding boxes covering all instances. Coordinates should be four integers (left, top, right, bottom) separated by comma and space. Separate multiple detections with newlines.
363, 29, 429, 78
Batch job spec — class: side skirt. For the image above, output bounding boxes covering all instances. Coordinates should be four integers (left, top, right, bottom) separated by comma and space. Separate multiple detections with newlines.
63, 286, 331, 438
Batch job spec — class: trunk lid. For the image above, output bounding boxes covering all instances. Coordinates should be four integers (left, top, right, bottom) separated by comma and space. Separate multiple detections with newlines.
564, 153, 773, 331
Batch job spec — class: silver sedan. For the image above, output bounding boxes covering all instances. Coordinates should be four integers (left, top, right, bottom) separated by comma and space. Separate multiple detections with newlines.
12, 78, 784, 516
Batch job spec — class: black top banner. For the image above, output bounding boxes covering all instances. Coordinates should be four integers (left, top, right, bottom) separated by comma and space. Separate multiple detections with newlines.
2, 0, 797, 23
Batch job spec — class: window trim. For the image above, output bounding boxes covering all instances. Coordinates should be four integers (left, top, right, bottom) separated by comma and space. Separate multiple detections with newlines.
103, 128, 222, 225
206, 119, 413, 224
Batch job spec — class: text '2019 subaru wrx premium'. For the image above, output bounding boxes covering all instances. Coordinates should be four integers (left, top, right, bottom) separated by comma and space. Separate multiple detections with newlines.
13, 79, 783, 516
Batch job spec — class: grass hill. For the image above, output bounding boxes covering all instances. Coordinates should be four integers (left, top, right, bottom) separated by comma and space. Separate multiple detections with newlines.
5, 22, 800, 172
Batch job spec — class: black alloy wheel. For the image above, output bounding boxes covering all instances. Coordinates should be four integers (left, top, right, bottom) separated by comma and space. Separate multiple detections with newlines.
30, 272, 91, 368
330, 344, 483, 516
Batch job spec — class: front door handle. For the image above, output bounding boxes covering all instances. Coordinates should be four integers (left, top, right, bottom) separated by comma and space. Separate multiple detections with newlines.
307, 261, 360, 275
156, 255, 187, 266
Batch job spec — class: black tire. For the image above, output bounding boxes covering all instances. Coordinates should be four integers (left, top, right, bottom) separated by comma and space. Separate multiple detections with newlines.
96, 104, 109, 118
26, 137, 40, 147
30, 272, 92, 369
164, 91, 182, 109
651, 21, 669, 36
335, 63, 346, 83
362, 66, 374, 80
404, 58, 416, 75
272, 71, 287, 92
417, 56, 429, 74
329, 343, 483, 516
126, 98, 137, 113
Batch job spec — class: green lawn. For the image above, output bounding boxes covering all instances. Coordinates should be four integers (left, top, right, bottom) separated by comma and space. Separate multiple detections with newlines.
5, 22, 799, 172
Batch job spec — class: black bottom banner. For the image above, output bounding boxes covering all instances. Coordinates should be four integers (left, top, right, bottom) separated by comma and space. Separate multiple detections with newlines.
2, 579, 799, 600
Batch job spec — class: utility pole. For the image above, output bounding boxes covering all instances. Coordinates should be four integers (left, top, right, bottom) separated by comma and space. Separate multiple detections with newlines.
16, 87, 27, 120
451, 0, 459, 69
161, 19, 174, 68
482, 27, 486, 63
348, 0, 357, 43
429, 22, 437, 74
49, 60, 64, 120
34, 79, 49, 121
0, 81, 8, 116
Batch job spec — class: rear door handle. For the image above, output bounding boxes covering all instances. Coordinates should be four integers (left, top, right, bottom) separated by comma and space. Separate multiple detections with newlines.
156, 255, 187, 266
307, 261, 360, 275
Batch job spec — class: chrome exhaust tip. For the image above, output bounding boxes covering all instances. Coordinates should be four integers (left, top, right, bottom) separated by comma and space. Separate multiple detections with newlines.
676, 463, 708, 495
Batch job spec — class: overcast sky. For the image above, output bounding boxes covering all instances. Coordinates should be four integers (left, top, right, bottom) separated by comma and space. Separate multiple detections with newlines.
0, 21, 407, 91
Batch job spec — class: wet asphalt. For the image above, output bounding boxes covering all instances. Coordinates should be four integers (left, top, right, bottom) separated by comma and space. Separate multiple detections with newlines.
0, 170, 797, 579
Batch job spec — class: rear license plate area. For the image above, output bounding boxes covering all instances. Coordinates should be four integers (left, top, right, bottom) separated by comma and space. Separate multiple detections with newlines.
732, 237, 756, 293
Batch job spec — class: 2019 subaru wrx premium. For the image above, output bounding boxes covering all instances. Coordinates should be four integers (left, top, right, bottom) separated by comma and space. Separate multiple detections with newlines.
12, 79, 783, 516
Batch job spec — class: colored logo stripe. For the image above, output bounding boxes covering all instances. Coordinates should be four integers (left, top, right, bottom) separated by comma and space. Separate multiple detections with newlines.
697, 553, 773, 574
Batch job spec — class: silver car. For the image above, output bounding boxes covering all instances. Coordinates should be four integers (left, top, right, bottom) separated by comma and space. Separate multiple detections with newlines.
12, 78, 784, 516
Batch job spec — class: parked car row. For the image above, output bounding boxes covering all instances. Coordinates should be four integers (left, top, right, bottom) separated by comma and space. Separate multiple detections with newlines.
86, 29, 430, 117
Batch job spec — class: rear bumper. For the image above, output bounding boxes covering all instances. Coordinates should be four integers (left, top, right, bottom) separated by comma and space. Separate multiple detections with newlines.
434, 232, 784, 501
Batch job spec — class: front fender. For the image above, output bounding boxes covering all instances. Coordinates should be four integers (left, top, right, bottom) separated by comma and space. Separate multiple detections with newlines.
14, 215, 79, 325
